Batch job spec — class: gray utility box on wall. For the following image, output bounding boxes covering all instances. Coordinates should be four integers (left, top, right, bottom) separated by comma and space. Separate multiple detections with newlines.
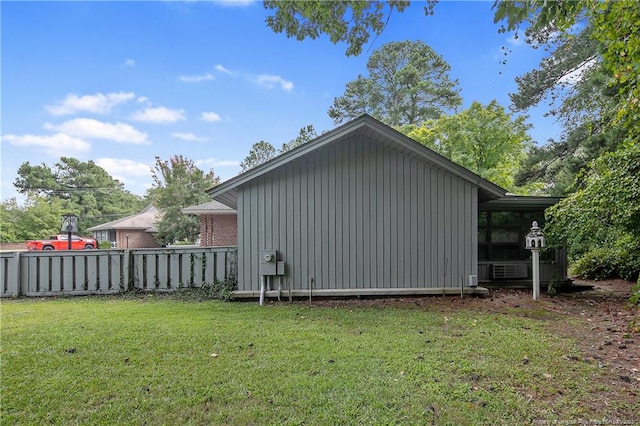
260, 249, 277, 276
260, 249, 285, 276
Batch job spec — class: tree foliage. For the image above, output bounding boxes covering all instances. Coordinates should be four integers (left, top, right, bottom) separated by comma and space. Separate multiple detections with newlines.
240, 125, 319, 173
1, 196, 65, 242
147, 155, 219, 246
240, 141, 277, 173
329, 40, 462, 126
546, 143, 640, 279
13, 157, 143, 232
401, 100, 532, 191
590, 1, 640, 138
494, 0, 640, 280
509, 24, 624, 194
494, 0, 639, 142
263, 1, 435, 57
329, 76, 379, 120
280, 124, 317, 153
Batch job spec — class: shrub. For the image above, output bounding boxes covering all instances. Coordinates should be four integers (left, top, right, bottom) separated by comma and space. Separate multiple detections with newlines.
172, 239, 196, 246
614, 235, 640, 281
172, 278, 238, 302
629, 277, 640, 333
572, 247, 619, 280
98, 241, 113, 249
630, 277, 640, 310
572, 237, 640, 281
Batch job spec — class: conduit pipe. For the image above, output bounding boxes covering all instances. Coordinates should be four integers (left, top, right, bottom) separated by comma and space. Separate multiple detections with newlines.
259, 275, 266, 306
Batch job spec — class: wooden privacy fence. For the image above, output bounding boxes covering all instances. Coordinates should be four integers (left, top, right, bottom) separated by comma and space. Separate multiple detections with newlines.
0, 247, 237, 297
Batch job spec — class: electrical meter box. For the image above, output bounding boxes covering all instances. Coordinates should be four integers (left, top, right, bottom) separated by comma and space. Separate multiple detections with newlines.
259, 249, 277, 276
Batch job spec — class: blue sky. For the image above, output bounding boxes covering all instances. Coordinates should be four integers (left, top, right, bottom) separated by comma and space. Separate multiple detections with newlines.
1, 1, 560, 202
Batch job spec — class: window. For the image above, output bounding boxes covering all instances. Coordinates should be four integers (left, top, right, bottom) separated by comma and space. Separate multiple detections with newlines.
478, 210, 550, 261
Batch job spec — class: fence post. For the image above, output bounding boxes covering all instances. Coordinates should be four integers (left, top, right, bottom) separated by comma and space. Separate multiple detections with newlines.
123, 250, 131, 291
14, 251, 21, 296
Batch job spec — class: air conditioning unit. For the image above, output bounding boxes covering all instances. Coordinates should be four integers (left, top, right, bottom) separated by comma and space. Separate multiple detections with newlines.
491, 263, 528, 279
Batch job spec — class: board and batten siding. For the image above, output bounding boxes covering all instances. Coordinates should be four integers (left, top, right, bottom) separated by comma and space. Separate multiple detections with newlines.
236, 134, 478, 292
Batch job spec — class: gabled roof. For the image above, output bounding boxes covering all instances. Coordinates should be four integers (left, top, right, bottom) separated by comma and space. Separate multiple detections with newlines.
182, 200, 237, 215
87, 204, 160, 232
208, 115, 507, 208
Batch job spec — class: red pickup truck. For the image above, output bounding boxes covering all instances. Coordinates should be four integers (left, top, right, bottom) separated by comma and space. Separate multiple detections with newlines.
26, 234, 98, 251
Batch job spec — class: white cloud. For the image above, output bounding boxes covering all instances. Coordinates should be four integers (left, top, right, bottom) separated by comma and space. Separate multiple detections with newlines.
122, 59, 136, 68
200, 111, 222, 122
197, 158, 240, 168
179, 73, 215, 83
558, 57, 598, 85
255, 74, 294, 91
1, 133, 91, 156
214, 0, 255, 7
215, 64, 236, 75
45, 118, 149, 144
95, 158, 151, 183
130, 106, 186, 123
137, 96, 150, 104
171, 132, 208, 142
45, 92, 135, 115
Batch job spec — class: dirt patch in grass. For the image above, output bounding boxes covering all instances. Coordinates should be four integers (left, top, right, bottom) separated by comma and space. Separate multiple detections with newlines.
287, 278, 640, 420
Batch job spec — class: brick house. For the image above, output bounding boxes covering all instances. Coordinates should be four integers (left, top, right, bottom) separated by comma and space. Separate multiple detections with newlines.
87, 205, 161, 249
182, 200, 237, 247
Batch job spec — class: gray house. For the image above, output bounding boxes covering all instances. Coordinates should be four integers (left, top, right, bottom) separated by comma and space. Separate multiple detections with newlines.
208, 115, 566, 299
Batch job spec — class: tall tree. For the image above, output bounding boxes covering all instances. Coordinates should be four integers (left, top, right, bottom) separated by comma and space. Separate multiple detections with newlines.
494, 0, 639, 142
279, 124, 317, 153
0, 196, 65, 242
14, 157, 143, 231
0, 198, 23, 242
402, 100, 532, 190
240, 141, 277, 172
329, 40, 462, 126
507, 23, 623, 195
326, 76, 379, 120
147, 155, 219, 245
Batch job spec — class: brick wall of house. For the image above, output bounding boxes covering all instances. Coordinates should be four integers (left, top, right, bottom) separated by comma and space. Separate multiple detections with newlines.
115, 229, 160, 249
200, 214, 237, 246
0, 242, 27, 251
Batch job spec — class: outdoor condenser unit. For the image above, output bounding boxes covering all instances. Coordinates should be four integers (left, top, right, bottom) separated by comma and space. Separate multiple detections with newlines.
491, 263, 528, 279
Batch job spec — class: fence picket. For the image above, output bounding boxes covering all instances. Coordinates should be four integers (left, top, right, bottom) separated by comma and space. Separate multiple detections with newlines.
87, 255, 98, 292
1, 247, 237, 297
146, 254, 157, 290
98, 254, 110, 291
111, 253, 122, 291
192, 251, 203, 287
216, 252, 226, 282
0, 253, 19, 296
51, 256, 62, 292
169, 252, 180, 288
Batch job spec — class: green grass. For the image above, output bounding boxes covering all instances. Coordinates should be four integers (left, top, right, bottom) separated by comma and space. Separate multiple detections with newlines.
0, 295, 624, 425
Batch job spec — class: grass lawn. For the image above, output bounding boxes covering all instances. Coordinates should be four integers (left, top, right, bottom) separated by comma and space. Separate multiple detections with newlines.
0, 294, 627, 425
